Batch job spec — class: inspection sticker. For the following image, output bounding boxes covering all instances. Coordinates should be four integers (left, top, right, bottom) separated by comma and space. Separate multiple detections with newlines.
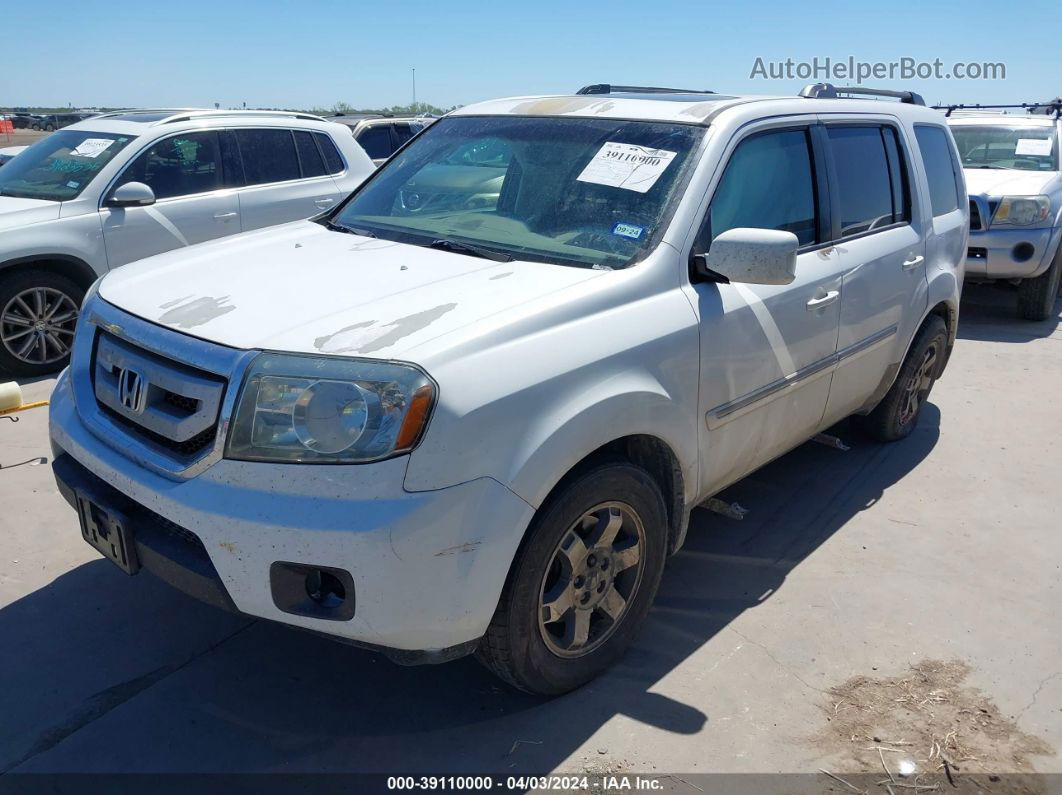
1014, 138, 1053, 157
612, 222, 646, 240
68, 138, 114, 158
577, 142, 677, 193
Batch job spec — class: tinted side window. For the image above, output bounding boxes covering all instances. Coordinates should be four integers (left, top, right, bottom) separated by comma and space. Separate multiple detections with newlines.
707, 128, 817, 247
914, 125, 961, 216
236, 129, 300, 185
314, 132, 345, 174
357, 125, 394, 160
827, 126, 895, 237
119, 131, 221, 200
881, 126, 910, 223
293, 130, 326, 178
392, 123, 415, 146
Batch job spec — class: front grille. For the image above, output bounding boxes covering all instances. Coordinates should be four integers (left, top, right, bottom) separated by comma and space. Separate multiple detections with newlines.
969, 199, 982, 230
150, 509, 208, 553
92, 331, 227, 463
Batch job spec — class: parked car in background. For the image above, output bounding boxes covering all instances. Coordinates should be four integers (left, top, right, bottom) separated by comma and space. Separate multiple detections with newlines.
329, 113, 435, 165
33, 113, 97, 131
946, 102, 1062, 320
0, 108, 374, 375
49, 83, 965, 694
0, 146, 27, 166
10, 113, 43, 130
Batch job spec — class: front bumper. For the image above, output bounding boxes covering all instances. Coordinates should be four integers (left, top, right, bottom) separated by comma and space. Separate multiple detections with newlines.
965, 224, 1060, 279
49, 371, 535, 658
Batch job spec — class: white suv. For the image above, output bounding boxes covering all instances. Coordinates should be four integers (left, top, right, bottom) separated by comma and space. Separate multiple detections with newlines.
49, 84, 966, 694
0, 109, 374, 375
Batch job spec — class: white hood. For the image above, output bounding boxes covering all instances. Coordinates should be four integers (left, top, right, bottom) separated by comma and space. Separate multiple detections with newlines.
963, 168, 1060, 198
99, 220, 605, 359
0, 196, 61, 231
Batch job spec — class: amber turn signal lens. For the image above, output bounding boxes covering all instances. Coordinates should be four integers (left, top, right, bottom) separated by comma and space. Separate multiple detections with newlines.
394, 384, 435, 451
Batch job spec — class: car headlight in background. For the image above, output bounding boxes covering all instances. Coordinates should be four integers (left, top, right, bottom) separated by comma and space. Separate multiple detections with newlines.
993, 195, 1051, 226
226, 353, 435, 463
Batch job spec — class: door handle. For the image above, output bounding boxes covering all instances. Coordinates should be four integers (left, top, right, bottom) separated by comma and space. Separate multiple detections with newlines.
902, 255, 925, 271
806, 290, 840, 311
213, 212, 238, 221
314, 198, 335, 209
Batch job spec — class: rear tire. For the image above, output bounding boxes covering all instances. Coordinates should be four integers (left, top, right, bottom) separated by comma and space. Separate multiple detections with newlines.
477, 462, 668, 695
0, 270, 84, 377
1017, 247, 1062, 321
854, 315, 947, 442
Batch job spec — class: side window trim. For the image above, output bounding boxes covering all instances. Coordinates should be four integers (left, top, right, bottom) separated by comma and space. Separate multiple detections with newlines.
105, 130, 226, 205
696, 123, 825, 256
819, 120, 913, 244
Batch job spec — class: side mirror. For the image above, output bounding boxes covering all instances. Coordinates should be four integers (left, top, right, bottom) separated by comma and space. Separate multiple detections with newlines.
106, 181, 156, 208
693, 228, 799, 286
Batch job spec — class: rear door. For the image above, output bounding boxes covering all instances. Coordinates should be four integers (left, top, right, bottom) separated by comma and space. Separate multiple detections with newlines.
101, 130, 241, 267
233, 128, 344, 231
820, 119, 928, 424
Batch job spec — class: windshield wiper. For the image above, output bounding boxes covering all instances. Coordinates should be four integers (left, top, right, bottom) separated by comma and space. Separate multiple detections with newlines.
968, 164, 1016, 170
429, 238, 513, 262
324, 219, 376, 237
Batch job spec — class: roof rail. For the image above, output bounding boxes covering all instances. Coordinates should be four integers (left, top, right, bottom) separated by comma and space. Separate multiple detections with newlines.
799, 83, 925, 106
931, 100, 1062, 119
157, 109, 328, 125
576, 84, 714, 96
92, 108, 199, 119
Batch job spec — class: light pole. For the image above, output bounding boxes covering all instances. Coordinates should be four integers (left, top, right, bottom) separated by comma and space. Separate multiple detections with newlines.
412, 67, 416, 110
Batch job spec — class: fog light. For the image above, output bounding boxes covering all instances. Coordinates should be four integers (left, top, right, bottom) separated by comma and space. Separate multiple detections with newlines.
270, 561, 355, 620
1012, 242, 1035, 263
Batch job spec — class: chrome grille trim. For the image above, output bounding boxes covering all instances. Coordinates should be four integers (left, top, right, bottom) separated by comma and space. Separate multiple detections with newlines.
71, 295, 258, 481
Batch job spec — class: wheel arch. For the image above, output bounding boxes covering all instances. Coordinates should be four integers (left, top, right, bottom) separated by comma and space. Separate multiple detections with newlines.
0, 254, 99, 292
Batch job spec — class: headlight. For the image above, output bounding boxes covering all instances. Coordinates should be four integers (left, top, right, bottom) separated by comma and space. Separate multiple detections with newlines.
993, 195, 1051, 226
226, 353, 435, 463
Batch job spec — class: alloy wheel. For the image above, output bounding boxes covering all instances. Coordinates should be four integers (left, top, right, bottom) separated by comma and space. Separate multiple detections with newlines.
1, 287, 79, 366
898, 343, 938, 426
537, 501, 646, 658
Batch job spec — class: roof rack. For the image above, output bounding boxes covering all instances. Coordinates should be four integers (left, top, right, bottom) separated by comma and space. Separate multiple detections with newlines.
799, 83, 925, 106
931, 100, 1062, 119
158, 109, 327, 125
576, 84, 714, 96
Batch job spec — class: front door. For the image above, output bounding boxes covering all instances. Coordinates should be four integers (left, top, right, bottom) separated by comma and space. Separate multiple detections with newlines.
685, 124, 845, 496
102, 131, 241, 268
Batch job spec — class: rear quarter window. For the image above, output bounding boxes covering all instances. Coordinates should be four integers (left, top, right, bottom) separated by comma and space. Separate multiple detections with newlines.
914, 125, 962, 217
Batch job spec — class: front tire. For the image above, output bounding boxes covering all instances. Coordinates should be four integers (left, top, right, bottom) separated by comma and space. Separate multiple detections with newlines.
0, 270, 84, 377
1017, 247, 1062, 321
477, 462, 668, 695
854, 315, 947, 442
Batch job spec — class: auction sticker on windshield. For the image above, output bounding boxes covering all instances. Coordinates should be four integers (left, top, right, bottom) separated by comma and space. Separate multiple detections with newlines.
577, 142, 677, 193
69, 139, 115, 158
1014, 138, 1053, 157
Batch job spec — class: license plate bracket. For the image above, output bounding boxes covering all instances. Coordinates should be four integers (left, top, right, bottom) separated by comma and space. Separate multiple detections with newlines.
76, 493, 140, 575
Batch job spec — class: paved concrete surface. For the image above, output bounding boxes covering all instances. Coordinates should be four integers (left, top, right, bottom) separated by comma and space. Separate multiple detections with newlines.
0, 283, 1059, 778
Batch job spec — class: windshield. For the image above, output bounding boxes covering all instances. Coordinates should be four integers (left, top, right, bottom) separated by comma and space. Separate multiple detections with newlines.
0, 130, 135, 201
950, 125, 1059, 171
331, 116, 705, 268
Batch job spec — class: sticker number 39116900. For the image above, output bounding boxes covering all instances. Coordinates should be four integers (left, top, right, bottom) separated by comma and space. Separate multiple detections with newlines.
577, 142, 677, 194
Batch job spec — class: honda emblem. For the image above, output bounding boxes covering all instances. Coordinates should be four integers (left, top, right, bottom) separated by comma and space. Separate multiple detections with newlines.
117, 367, 147, 414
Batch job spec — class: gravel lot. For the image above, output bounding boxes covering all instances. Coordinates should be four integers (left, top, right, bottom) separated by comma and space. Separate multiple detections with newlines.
0, 283, 1059, 787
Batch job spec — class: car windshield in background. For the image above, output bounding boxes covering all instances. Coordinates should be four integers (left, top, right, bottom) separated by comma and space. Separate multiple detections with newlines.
332, 116, 706, 268
950, 125, 1059, 171
0, 130, 135, 201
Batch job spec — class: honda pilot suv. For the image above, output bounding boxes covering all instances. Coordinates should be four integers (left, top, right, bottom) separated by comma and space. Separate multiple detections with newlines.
945, 102, 1062, 320
49, 83, 966, 694
0, 109, 374, 375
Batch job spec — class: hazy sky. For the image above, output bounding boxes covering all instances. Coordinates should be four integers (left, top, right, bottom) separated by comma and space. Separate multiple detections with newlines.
5, 0, 1059, 110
